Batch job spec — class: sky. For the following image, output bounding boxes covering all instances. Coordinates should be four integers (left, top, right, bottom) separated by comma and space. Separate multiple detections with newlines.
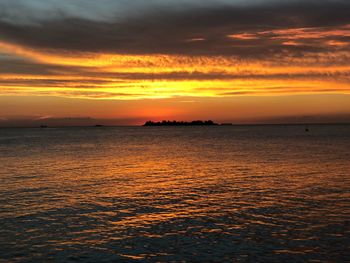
0, 0, 350, 126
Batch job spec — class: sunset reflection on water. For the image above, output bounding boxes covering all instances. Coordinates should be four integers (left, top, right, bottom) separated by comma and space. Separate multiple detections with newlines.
0, 126, 349, 262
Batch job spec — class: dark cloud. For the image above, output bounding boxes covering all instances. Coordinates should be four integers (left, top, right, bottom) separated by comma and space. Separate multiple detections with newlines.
0, 58, 72, 75
1, 0, 349, 100
0, 0, 349, 57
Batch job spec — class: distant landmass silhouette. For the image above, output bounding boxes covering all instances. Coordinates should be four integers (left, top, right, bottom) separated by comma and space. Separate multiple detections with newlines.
143, 120, 218, 126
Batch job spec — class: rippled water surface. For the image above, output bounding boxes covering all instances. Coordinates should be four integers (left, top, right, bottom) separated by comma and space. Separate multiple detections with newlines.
0, 125, 349, 262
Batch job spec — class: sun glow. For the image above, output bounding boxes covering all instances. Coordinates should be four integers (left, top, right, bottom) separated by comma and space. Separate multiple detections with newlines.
1, 38, 350, 100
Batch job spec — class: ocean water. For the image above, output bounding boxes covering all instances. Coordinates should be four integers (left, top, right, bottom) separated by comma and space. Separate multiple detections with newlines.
0, 125, 349, 262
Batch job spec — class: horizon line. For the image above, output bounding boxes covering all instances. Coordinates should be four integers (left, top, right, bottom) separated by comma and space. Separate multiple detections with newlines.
1, 122, 350, 129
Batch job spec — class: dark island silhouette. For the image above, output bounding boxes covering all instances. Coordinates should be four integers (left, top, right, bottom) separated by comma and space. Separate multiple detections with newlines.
143, 120, 219, 126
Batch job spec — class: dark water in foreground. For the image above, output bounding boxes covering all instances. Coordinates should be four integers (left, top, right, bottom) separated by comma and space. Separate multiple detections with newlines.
0, 125, 349, 262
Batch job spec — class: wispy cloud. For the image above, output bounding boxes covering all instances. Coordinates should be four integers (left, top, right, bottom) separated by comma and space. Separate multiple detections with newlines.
0, 0, 350, 100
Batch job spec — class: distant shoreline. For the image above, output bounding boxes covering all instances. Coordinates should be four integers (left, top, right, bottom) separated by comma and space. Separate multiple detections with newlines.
143, 120, 219, 126
1, 122, 350, 129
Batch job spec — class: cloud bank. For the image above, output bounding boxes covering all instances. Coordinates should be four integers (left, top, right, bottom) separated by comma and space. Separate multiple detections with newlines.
0, 0, 349, 99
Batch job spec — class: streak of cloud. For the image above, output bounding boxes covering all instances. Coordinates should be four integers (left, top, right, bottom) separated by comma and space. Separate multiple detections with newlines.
0, 0, 349, 100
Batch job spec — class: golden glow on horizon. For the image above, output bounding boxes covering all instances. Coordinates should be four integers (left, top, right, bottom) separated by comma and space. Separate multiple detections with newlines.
1, 30, 350, 100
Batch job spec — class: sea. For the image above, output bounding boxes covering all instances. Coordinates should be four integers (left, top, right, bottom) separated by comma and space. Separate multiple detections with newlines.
0, 125, 349, 262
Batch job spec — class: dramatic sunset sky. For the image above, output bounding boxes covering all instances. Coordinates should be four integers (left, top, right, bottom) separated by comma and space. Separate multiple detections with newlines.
1, 0, 350, 126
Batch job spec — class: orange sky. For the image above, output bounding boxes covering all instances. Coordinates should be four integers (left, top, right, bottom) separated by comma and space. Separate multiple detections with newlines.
0, 0, 350, 125
1, 39, 350, 99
